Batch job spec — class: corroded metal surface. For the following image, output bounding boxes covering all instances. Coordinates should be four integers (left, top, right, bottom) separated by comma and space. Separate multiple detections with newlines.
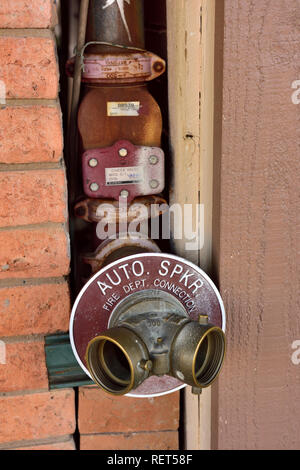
45, 334, 93, 389
85, 0, 145, 52
66, 52, 166, 84
82, 140, 165, 201
74, 195, 168, 223
82, 233, 161, 274
77, 85, 163, 151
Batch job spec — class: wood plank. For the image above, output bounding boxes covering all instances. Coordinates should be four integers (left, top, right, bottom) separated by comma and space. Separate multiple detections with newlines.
199, 0, 216, 276
167, 0, 202, 450
214, 0, 300, 450
167, 0, 201, 265
167, 0, 216, 450
198, 0, 216, 450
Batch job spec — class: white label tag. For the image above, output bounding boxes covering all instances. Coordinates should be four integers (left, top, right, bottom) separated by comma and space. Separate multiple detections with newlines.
107, 101, 140, 117
105, 166, 144, 186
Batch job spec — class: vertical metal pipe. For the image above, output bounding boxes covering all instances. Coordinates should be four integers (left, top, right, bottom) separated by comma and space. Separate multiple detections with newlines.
67, 0, 90, 298
85, 0, 145, 52
67, 0, 90, 203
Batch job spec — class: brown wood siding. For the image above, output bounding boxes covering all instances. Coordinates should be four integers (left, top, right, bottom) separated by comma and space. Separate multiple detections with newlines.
213, 0, 300, 450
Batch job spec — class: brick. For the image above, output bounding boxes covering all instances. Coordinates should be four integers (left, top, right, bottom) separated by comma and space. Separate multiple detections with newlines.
14, 438, 76, 451
0, 283, 70, 337
0, 0, 57, 29
81, 432, 179, 451
0, 34, 59, 99
78, 388, 180, 434
0, 105, 63, 164
0, 390, 75, 444
0, 170, 67, 227
0, 226, 70, 280
0, 340, 48, 393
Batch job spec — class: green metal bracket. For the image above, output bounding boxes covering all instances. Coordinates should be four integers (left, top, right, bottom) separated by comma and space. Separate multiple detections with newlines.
45, 334, 93, 389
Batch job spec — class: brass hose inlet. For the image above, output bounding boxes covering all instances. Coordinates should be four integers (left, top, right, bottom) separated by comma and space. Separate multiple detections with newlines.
85, 312, 226, 395
193, 327, 226, 387
86, 327, 150, 396
171, 322, 226, 388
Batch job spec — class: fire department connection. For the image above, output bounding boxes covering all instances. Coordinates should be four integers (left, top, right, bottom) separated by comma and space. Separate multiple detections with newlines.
68, 0, 226, 398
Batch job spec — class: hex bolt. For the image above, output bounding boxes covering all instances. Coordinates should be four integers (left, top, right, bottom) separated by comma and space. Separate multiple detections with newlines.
139, 360, 153, 372
149, 155, 159, 165
89, 158, 98, 168
198, 315, 209, 325
90, 183, 99, 192
119, 148, 128, 157
153, 61, 164, 73
120, 189, 129, 199
150, 179, 159, 189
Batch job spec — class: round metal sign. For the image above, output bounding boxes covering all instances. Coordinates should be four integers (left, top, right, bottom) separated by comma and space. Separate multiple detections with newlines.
70, 253, 226, 398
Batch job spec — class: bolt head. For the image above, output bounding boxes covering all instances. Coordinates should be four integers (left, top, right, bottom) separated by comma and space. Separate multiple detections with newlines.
140, 360, 153, 372
120, 189, 129, 199
199, 315, 209, 325
150, 179, 159, 190
89, 158, 98, 168
119, 148, 128, 157
149, 155, 159, 165
90, 183, 99, 192
153, 61, 164, 73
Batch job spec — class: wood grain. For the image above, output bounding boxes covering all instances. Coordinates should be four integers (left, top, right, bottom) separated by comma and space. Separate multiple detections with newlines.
167, 0, 202, 450
167, 0, 216, 450
214, 0, 300, 450
167, 0, 201, 265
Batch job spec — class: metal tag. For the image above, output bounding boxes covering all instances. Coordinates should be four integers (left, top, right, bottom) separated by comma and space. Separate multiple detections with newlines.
82, 140, 165, 202
66, 52, 166, 84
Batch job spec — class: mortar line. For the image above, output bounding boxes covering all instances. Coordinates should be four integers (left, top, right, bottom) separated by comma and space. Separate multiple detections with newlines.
0, 276, 69, 289
0, 388, 73, 398
0, 29, 55, 37
0, 434, 74, 451
1, 99, 60, 106
0, 222, 68, 232
0, 161, 64, 172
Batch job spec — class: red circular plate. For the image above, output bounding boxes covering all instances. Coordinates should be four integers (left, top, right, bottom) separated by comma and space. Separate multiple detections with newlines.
70, 253, 226, 398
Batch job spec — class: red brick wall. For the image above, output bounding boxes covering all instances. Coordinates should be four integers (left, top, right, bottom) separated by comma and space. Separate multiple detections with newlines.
0, 0, 75, 450
0, 0, 180, 451
79, 388, 179, 450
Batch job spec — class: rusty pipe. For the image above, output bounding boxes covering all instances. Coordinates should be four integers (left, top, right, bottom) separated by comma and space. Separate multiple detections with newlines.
67, 0, 90, 203
85, 0, 145, 53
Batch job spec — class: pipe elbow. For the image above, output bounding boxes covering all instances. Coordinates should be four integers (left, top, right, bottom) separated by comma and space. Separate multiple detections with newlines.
85, 317, 226, 396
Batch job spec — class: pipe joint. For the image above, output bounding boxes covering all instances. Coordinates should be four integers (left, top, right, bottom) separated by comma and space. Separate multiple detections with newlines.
85, 291, 226, 396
